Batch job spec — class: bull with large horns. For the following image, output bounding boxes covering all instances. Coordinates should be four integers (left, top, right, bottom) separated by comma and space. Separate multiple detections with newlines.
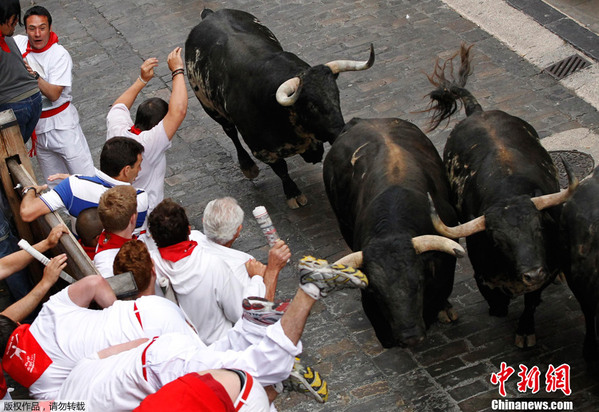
426, 45, 578, 348
185, 8, 374, 208
324, 117, 465, 348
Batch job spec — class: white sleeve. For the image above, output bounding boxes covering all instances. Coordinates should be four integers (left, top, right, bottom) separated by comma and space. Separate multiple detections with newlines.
216, 259, 245, 324
106, 103, 133, 139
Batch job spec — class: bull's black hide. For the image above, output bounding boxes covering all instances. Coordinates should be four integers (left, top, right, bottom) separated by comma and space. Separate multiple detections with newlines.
427, 45, 571, 348
560, 166, 599, 371
324, 117, 462, 348
185, 8, 374, 208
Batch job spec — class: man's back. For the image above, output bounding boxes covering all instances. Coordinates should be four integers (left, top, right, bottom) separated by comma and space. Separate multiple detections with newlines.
20, 289, 197, 399
151, 230, 244, 345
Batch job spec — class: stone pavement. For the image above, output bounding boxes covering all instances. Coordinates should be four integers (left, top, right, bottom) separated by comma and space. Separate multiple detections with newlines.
2, 0, 599, 410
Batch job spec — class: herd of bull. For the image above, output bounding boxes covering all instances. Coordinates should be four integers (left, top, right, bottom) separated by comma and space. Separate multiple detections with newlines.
183, 9, 599, 371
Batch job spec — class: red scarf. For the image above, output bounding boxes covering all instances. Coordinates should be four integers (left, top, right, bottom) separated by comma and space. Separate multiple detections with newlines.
0, 34, 10, 53
158, 240, 197, 262
95, 231, 134, 254
130, 125, 143, 135
22, 31, 59, 58
2, 324, 53, 388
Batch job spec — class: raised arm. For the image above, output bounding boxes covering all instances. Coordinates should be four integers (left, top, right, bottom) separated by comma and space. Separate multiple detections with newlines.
262, 240, 291, 301
1, 254, 66, 322
162, 47, 188, 139
67, 275, 117, 309
112, 57, 158, 109
0, 224, 68, 279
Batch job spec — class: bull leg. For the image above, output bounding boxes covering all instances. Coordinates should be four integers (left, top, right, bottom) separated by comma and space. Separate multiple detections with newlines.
221, 124, 260, 179
299, 141, 324, 164
268, 159, 307, 209
474, 273, 510, 317
514, 290, 542, 348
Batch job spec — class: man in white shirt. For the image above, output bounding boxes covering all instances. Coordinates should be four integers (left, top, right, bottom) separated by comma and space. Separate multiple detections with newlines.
106, 47, 187, 211
148, 198, 244, 345
57, 255, 370, 411
201, 197, 290, 301
14, 5, 94, 187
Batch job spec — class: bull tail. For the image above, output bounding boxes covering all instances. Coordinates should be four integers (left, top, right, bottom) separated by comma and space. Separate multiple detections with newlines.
424, 44, 482, 131
201, 8, 214, 19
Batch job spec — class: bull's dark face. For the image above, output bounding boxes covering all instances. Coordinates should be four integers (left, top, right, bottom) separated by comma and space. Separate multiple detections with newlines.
294, 66, 345, 143
483, 196, 549, 291
362, 235, 426, 347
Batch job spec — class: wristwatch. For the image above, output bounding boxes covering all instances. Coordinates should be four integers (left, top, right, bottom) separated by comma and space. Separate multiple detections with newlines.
33, 71, 40, 80
22, 186, 38, 196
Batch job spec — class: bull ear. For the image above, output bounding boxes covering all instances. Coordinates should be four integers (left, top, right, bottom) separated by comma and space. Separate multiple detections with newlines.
531, 156, 579, 210
412, 234, 465, 257
276, 77, 301, 106
333, 251, 363, 268
325, 43, 375, 74
428, 193, 485, 238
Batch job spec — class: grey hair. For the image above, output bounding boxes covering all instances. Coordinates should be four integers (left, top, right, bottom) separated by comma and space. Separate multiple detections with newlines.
203, 197, 244, 245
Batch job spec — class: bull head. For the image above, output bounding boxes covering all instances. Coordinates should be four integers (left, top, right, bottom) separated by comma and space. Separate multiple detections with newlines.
275, 44, 375, 106
428, 159, 579, 239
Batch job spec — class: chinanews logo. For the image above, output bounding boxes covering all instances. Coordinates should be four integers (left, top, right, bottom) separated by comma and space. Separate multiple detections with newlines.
489, 362, 573, 411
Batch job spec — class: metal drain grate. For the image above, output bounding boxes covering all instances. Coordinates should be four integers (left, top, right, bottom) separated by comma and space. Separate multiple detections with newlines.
549, 150, 595, 188
543, 54, 591, 80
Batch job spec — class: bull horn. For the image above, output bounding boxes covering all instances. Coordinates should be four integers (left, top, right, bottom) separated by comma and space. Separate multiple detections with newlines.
412, 235, 465, 258
276, 77, 301, 106
531, 156, 579, 210
428, 193, 485, 239
325, 43, 375, 74
333, 251, 363, 268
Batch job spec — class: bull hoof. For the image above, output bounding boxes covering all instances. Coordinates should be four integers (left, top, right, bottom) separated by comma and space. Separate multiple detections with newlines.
437, 307, 459, 323
286, 194, 308, 209
514, 334, 537, 349
242, 164, 260, 179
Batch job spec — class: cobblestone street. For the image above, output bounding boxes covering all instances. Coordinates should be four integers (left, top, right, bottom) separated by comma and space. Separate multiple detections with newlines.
3, 0, 599, 410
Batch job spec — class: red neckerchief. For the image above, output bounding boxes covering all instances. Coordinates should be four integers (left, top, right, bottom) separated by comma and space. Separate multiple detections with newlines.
78, 238, 97, 260
2, 324, 53, 388
130, 125, 143, 135
0, 34, 10, 53
95, 230, 134, 254
158, 240, 197, 262
22, 31, 59, 58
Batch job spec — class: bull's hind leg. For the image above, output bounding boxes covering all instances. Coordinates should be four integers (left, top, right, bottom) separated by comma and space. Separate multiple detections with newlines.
269, 158, 307, 209
515, 290, 542, 348
222, 124, 260, 179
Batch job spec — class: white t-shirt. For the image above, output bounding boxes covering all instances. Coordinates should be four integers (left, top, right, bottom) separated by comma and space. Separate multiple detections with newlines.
106, 103, 171, 211
25, 288, 198, 400
195, 231, 266, 298
58, 325, 301, 411
151, 231, 245, 345
14, 36, 78, 134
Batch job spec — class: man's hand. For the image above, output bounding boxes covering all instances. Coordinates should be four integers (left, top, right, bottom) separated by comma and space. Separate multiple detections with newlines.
245, 259, 267, 278
167, 47, 184, 72
41, 254, 67, 287
47, 173, 70, 182
267, 240, 291, 271
140, 57, 159, 84
46, 224, 69, 249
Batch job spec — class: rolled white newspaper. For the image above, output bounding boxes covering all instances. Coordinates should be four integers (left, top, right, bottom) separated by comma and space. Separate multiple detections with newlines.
17, 239, 76, 284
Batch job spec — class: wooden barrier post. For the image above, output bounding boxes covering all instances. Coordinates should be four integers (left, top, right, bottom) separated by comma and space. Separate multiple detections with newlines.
0, 109, 137, 298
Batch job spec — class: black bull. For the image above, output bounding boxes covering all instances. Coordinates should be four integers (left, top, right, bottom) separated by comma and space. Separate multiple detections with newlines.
185, 8, 374, 209
323, 117, 465, 348
426, 45, 578, 348
560, 166, 599, 370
